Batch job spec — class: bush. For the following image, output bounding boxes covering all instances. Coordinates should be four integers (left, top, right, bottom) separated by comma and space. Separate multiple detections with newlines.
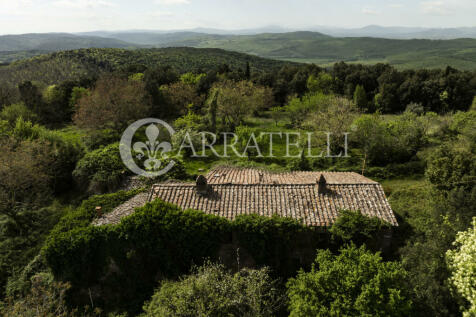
44, 199, 230, 313
233, 214, 321, 277
73, 143, 127, 193
49, 189, 142, 236
446, 217, 476, 317
287, 245, 412, 317
81, 128, 119, 151
8, 118, 84, 193
426, 143, 475, 192
0, 103, 37, 126
43, 199, 325, 313
142, 263, 284, 317
329, 210, 391, 251
235, 125, 270, 158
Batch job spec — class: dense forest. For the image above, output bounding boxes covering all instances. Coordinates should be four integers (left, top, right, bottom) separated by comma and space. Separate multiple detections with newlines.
0, 47, 475, 316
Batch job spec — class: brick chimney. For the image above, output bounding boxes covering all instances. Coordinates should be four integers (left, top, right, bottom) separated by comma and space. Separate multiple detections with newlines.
196, 175, 209, 196
317, 174, 327, 194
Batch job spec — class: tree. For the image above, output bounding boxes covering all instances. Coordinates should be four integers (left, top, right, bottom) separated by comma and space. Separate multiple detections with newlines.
330, 210, 391, 250
18, 81, 43, 117
446, 218, 476, 317
245, 61, 251, 79
351, 114, 388, 174
160, 81, 204, 116
270, 106, 283, 126
0, 85, 18, 110
72, 143, 127, 194
353, 85, 368, 111
143, 262, 284, 317
214, 81, 270, 131
307, 72, 333, 94
0, 137, 53, 225
69, 87, 89, 108
41, 81, 77, 125
287, 244, 412, 317
73, 76, 152, 132
426, 144, 475, 192
180, 72, 206, 85
310, 95, 357, 151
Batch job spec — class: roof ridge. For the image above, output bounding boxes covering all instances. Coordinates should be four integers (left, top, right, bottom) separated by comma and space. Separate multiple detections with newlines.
152, 182, 380, 187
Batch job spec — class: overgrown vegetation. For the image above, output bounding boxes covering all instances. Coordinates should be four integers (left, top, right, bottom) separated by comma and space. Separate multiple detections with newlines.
0, 47, 474, 316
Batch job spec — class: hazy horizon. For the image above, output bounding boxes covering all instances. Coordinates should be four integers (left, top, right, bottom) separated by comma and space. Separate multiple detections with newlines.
1, 0, 476, 35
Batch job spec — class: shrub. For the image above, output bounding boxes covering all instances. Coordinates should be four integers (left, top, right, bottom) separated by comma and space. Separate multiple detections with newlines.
0, 103, 37, 126
43, 199, 324, 313
329, 210, 391, 250
446, 217, 476, 317
73, 143, 127, 193
287, 245, 412, 317
7, 118, 84, 193
235, 125, 270, 158
81, 128, 119, 151
405, 102, 424, 115
49, 189, 142, 236
142, 263, 284, 317
232, 214, 321, 277
426, 143, 475, 192
171, 129, 204, 158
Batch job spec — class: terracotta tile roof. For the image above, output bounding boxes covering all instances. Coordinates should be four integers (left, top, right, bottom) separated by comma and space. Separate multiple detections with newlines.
206, 166, 378, 185
149, 168, 397, 227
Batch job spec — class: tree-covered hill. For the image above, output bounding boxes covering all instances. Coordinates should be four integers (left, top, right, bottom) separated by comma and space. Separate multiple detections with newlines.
179, 32, 476, 70
0, 33, 133, 52
0, 47, 295, 87
2, 31, 476, 70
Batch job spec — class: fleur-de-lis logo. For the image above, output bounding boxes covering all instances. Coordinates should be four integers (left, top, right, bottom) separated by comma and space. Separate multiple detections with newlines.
133, 124, 172, 171
120, 118, 176, 178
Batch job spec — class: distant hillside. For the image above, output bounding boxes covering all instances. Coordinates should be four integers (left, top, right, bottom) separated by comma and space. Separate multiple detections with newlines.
313, 25, 476, 39
98, 32, 226, 46
2, 31, 476, 70
0, 47, 295, 87
0, 33, 133, 51
161, 32, 476, 70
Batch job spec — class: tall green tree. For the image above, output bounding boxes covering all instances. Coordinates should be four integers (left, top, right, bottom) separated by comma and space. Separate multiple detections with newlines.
287, 244, 412, 317
353, 84, 368, 111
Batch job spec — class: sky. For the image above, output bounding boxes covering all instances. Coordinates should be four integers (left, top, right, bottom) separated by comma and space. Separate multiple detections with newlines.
1, 0, 476, 35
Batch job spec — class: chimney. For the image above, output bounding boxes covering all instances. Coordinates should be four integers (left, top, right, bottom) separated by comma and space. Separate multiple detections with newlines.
196, 175, 209, 196
95, 206, 102, 217
317, 174, 327, 194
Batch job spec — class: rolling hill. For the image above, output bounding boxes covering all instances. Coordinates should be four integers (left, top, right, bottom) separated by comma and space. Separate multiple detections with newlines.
1, 31, 476, 70
156, 31, 476, 70
0, 47, 295, 87
0, 33, 132, 51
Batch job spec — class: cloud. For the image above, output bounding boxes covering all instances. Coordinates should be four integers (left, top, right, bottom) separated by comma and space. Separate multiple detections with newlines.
389, 3, 403, 8
155, 0, 190, 5
421, 1, 451, 15
53, 0, 115, 9
149, 10, 174, 17
0, 0, 34, 15
362, 7, 380, 15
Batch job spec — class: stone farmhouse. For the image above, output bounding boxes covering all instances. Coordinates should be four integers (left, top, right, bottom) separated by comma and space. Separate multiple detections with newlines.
148, 167, 398, 227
